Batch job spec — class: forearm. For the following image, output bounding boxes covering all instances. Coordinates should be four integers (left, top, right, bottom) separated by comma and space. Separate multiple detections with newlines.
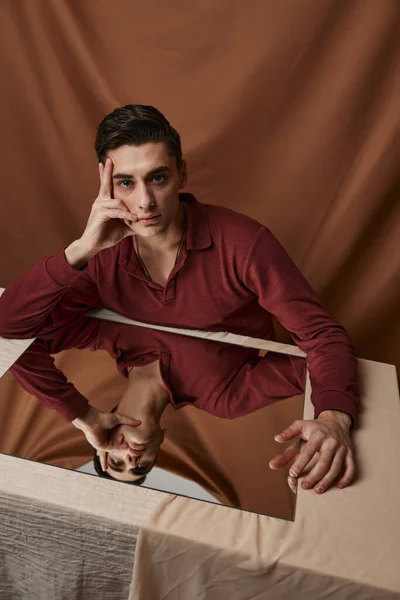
305, 336, 359, 424
10, 338, 90, 422
243, 228, 360, 424
71, 405, 98, 430
0, 244, 101, 339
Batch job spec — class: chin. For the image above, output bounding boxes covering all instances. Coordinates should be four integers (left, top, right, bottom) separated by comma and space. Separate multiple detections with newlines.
136, 224, 168, 238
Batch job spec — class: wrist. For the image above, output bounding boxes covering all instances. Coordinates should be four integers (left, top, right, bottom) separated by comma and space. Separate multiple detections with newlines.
71, 406, 97, 431
65, 240, 98, 270
318, 410, 352, 429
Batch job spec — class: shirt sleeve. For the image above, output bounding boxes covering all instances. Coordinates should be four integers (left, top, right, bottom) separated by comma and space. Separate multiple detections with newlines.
9, 316, 102, 422
242, 227, 360, 424
0, 247, 102, 339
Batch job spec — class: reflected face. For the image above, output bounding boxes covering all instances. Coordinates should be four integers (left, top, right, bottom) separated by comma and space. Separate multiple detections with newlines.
108, 142, 187, 239
104, 423, 165, 482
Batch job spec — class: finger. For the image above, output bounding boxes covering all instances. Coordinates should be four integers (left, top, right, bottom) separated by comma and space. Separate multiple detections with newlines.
96, 199, 130, 210
274, 420, 304, 443
100, 439, 129, 453
99, 157, 113, 199
100, 440, 129, 454
269, 443, 300, 470
336, 449, 356, 489
309, 448, 346, 494
287, 476, 297, 494
98, 203, 137, 223
287, 436, 322, 478
114, 443, 129, 450
114, 413, 142, 427
301, 446, 342, 491
98, 160, 107, 192
98, 451, 107, 472
100, 208, 135, 221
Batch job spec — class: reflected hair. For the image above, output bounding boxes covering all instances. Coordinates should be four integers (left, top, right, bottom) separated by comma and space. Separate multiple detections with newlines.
95, 104, 182, 169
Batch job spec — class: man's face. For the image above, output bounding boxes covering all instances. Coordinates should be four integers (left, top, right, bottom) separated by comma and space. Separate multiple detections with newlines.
100, 423, 164, 482
107, 141, 187, 239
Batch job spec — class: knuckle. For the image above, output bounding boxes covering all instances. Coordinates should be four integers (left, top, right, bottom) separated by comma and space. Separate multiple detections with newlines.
312, 430, 325, 445
326, 439, 340, 452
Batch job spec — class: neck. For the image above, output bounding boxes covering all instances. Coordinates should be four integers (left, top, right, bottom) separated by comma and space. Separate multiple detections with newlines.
117, 368, 170, 425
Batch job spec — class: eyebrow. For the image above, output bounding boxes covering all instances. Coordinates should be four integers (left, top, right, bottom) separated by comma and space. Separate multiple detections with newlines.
112, 166, 171, 180
108, 462, 123, 473
107, 460, 153, 477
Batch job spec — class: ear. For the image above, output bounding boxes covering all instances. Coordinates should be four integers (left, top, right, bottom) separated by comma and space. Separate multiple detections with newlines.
179, 159, 188, 189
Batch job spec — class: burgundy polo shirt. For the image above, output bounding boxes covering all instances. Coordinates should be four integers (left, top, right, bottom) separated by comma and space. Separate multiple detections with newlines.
0, 193, 359, 422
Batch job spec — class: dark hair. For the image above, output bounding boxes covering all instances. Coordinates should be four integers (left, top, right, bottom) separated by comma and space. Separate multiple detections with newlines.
95, 104, 182, 170
93, 448, 147, 486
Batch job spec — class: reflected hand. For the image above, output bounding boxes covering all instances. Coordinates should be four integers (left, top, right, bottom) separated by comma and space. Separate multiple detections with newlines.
72, 406, 142, 452
269, 410, 355, 495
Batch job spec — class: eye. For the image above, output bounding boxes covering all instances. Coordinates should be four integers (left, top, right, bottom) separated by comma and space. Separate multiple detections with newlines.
118, 180, 132, 188
152, 175, 166, 183
111, 458, 123, 466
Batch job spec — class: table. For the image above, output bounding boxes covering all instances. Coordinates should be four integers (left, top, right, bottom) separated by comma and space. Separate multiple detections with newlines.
0, 300, 399, 599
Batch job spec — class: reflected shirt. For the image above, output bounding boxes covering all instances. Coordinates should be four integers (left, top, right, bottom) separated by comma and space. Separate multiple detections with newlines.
9, 318, 306, 421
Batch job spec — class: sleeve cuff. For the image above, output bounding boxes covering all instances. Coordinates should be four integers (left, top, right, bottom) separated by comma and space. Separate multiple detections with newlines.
61, 389, 90, 422
312, 391, 358, 427
45, 247, 87, 287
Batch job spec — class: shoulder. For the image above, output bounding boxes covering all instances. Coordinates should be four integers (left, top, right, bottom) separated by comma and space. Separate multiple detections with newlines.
199, 201, 266, 246
196, 201, 281, 263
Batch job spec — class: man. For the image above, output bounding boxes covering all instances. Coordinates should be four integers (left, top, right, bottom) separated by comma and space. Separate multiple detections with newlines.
0, 104, 358, 495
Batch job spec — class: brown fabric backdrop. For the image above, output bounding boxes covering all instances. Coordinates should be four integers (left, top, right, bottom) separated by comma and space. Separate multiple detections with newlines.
0, 1, 399, 466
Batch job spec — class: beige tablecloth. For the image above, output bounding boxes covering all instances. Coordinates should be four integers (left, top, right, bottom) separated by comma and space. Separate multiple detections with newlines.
131, 359, 400, 600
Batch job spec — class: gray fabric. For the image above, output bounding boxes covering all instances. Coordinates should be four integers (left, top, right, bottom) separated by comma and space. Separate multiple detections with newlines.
0, 491, 137, 600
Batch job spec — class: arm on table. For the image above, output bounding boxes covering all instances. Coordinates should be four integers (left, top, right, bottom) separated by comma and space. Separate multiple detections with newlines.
0, 241, 100, 339
242, 227, 358, 493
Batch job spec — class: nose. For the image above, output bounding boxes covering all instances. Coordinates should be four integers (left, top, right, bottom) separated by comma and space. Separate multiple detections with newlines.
127, 447, 144, 461
136, 184, 155, 212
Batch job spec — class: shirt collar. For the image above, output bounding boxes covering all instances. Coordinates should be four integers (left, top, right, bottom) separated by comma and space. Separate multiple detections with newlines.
180, 193, 211, 250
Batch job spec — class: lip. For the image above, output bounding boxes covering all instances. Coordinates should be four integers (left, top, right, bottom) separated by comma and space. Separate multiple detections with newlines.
129, 444, 148, 453
129, 449, 145, 456
138, 215, 161, 226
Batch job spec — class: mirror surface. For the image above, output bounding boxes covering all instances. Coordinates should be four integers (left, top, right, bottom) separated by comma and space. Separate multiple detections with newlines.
0, 317, 306, 520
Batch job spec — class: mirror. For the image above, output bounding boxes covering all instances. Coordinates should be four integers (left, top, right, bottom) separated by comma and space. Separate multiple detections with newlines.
0, 316, 306, 520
